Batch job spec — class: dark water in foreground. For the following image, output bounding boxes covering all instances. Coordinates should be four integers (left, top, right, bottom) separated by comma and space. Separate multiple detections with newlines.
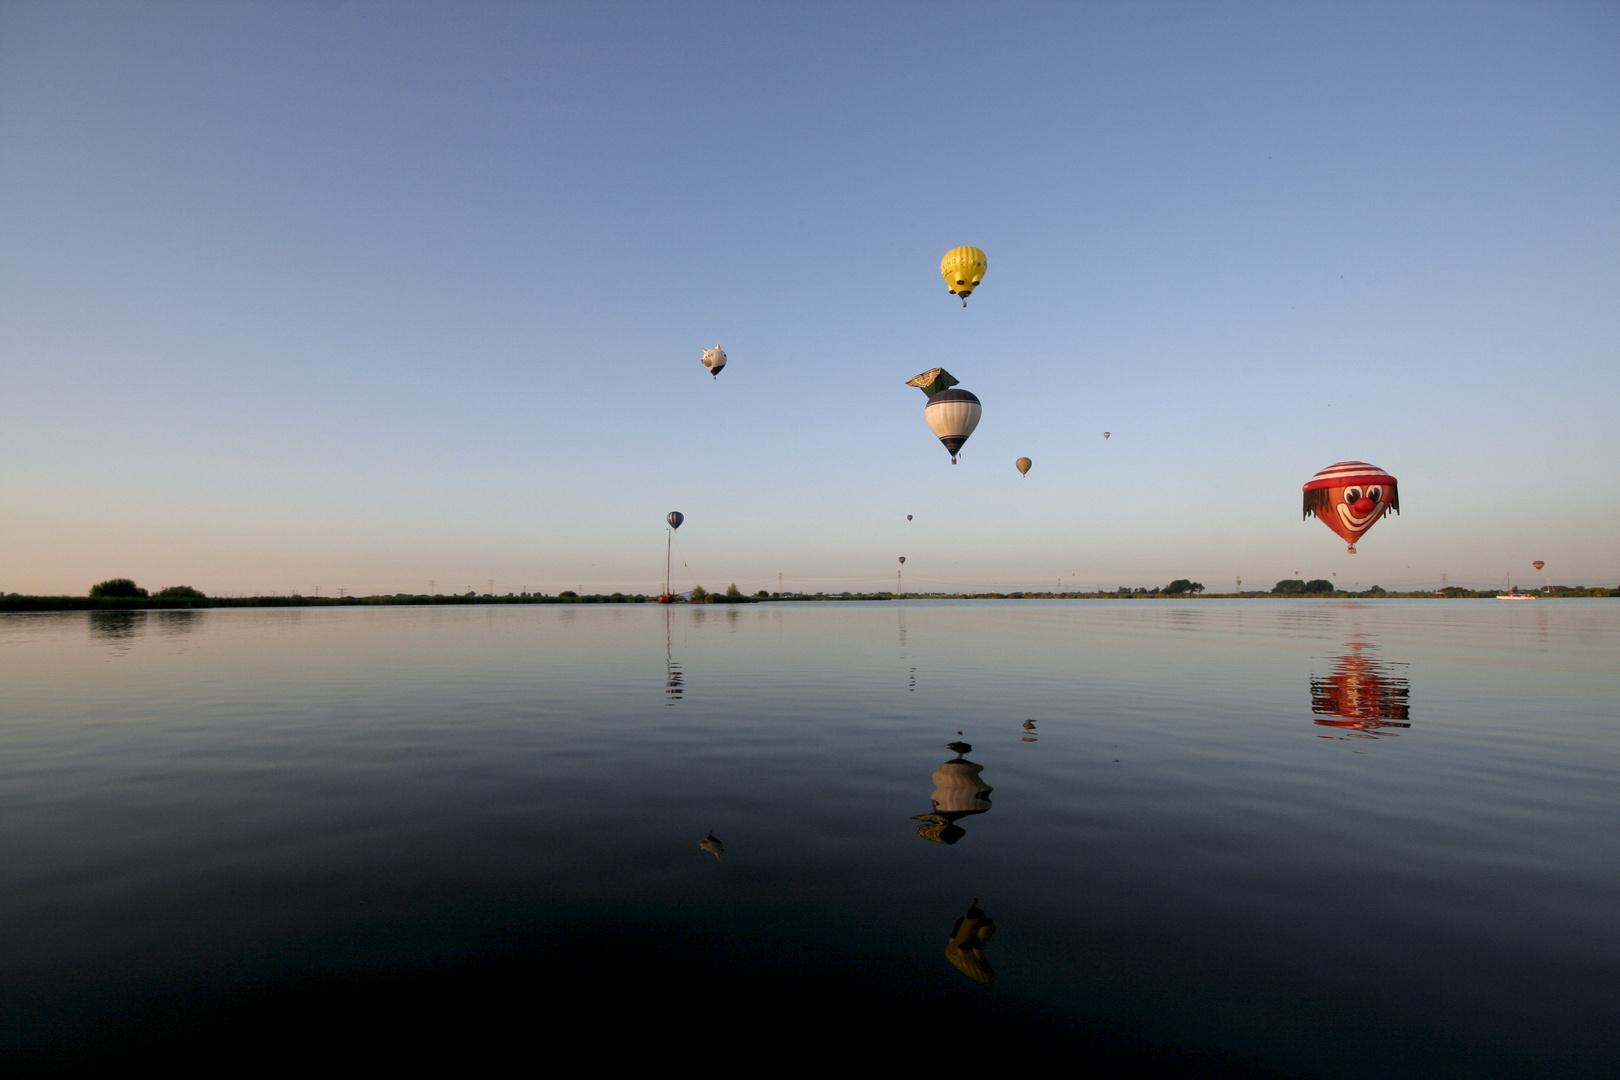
1, 601, 1616, 1075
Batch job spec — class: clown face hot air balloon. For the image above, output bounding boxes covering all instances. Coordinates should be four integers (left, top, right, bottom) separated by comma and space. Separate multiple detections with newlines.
700, 344, 726, 379
1303, 461, 1399, 554
906, 367, 981, 464
940, 246, 987, 307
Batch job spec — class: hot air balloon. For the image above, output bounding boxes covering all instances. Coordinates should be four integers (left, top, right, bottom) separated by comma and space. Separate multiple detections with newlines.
1303, 461, 1399, 554
940, 246, 987, 307
700, 344, 726, 379
907, 515, 913, 521
1533, 560, 1545, 571
906, 367, 981, 464
1103, 431, 1111, 439
898, 556, 906, 565
660, 512, 685, 603
1015, 457, 1031, 477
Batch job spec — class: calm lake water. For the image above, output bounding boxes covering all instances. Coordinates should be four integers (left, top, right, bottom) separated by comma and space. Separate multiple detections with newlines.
2, 601, 1616, 1075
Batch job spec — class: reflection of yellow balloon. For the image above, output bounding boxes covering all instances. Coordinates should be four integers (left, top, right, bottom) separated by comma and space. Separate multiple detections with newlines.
945, 901, 997, 983
1015, 457, 1032, 477
940, 246, 987, 306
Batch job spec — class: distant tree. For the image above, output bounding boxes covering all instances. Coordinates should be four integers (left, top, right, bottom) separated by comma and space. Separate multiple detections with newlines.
725, 583, 741, 598
1303, 579, 1334, 594
1366, 585, 1386, 595
156, 585, 205, 599
609, 592, 625, 602
1162, 579, 1204, 595
558, 590, 578, 600
756, 590, 770, 598
689, 585, 708, 602
90, 578, 147, 598
1272, 579, 1306, 594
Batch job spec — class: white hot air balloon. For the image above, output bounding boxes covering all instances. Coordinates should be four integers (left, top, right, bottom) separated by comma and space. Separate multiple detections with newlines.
906, 367, 981, 464
700, 344, 727, 379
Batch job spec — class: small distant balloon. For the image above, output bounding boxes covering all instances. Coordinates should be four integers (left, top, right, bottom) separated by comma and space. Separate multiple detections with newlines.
1015, 457, 1032, 477
907, 515, 913, 521
1532, 560, 1545, 571
700, 344, 726, 379
667, 511, 684, 530
1103, 431, 1111, 439
898, 556, 906, 565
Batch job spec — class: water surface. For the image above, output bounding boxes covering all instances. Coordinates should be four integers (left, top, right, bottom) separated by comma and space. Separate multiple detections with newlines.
2, 601, 1615, 1074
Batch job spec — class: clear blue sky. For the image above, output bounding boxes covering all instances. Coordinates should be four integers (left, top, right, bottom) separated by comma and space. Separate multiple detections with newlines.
3, 2, 1616, 595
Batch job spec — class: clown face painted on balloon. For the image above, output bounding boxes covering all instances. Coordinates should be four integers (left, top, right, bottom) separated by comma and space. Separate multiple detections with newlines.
1303, 461, 1399, 554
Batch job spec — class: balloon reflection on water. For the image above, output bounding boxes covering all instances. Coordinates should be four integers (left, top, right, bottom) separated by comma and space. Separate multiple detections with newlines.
913, 740, 992, 845
1310, 640, 1411, 739
945, 899, 997, 984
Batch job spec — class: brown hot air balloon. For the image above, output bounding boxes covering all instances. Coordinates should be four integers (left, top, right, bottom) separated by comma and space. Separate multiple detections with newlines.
1015, 457, 1031, 477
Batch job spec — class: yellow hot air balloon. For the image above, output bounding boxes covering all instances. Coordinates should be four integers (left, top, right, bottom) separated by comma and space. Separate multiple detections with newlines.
1015, 457, 1032, 477
940, 246, 987, 307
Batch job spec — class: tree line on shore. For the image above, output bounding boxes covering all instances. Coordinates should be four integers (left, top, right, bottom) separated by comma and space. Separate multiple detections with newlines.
0, 577, 1613, 612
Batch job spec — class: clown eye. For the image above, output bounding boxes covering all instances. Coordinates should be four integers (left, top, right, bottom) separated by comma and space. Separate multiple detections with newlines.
1345, 487, 1363, 503
1367, 486, 1382, 503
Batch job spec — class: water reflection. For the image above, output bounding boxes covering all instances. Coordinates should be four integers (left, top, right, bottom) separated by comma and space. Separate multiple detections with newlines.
1310, 640, 1411, 739
89, 610, 146, 641
912, 739, 993, 845
699, 832, 723, 861
944, 899, 997, 983
664, 609, 683, 706
1021, 719, 1036, 742
153, 610, 201, 636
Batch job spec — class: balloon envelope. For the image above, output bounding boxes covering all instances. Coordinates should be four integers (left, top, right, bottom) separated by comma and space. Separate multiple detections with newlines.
1533, 560, 1545, 571
667, 511, 684, 530
1103, 431, 1111, 439
907, 515, 913, 521
1015, 457, 1032, 476
700, 344, 726, 379
1303, 462, 1399, 553
940, 246, 987, 305
898, 556, 906, 565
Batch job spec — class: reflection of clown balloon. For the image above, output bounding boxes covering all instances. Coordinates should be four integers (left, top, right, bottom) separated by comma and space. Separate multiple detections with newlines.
1303, 461, 1399, 554
1310, 641, 1411, 739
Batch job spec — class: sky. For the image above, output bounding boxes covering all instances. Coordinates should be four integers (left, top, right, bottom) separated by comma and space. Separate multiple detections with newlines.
2, 1, 1617, 596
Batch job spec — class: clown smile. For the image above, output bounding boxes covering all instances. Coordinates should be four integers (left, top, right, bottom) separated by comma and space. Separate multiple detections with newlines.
1337, 503, 1382, 531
